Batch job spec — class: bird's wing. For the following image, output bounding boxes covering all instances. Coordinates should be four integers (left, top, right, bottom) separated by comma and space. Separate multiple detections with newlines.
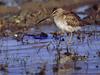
63, 12, 82, 27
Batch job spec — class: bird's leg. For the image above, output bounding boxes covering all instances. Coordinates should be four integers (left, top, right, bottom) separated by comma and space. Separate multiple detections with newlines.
68, 32, 73, 45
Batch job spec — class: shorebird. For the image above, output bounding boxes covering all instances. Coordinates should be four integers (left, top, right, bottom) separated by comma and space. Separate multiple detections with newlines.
52, 8, 90, 44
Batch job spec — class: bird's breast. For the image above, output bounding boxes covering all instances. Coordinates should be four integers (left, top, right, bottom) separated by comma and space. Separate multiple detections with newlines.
54, 17, 68, 30
54, 17, 81, 32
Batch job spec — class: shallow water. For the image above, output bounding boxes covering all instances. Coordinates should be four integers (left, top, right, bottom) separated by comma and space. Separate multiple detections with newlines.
0, 23, 100, 75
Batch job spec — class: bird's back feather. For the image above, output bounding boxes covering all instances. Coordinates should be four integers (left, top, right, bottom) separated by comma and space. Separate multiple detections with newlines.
63, 12, 83, 27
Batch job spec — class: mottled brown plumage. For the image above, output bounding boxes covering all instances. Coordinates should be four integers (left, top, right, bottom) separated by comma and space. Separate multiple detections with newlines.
63, 12, 83, 27
52, 8, 89, 33
52, 8, 90, 44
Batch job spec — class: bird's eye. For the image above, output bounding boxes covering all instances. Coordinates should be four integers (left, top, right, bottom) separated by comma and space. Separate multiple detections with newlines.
52, 7, 58, 14
52, 7, 58, 12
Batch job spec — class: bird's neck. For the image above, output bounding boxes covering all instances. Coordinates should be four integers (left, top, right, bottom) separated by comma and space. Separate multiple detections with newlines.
54, 14, 63, 21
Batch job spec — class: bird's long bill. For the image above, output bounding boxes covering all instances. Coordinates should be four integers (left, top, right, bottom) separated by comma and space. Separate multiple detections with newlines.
35, 16, 50, 25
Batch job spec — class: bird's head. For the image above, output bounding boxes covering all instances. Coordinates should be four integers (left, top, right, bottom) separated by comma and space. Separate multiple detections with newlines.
52, 8, 65, 17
